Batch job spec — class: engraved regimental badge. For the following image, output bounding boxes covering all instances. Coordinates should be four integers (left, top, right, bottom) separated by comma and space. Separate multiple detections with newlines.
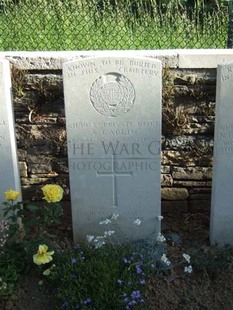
90, 73, 135, 117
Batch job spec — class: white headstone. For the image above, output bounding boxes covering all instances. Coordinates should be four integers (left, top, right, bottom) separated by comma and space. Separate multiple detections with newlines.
210, 62, 233, 245
63, 57, 162, 243
0, 59, 22, 216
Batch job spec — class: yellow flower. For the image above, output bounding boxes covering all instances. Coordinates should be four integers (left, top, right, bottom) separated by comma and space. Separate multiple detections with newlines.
33, 244, 54, 265
5, 189, 20, 201
41, 184, 64, 203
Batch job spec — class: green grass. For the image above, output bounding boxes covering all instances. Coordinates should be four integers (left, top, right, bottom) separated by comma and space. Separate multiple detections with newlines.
0, 0, 229, 51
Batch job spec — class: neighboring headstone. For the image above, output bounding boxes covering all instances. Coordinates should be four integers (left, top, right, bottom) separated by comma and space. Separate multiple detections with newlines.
63, 57, 162, 243
210, 62, 233, 245
0, 59, 22, 217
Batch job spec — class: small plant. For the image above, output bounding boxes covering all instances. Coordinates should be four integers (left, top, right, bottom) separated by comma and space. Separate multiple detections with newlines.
3, 184, 64, 241
45, 214, 193, 309
162, 66, 189, 135
31, 78, 63, 105
49, 243, 147, 309
189, 244, 233, 280
1, 186, 194, 307
0, 219, 9, 250
0, 184, 64, 301
11, 65, 27, 97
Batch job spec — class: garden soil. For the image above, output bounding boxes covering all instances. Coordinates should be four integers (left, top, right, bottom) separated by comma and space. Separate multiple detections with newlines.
1, 212, 233, 310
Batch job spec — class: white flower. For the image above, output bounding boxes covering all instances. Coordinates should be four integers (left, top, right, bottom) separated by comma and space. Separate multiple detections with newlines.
94, 236, 105, 242
161, 254, 171, 266
184, 265, 193, 274
93, 236, 106, 248
104, 230, 115, 237
133, 219, 141, 225
99, 219, 111, 225
111, 213, 119, 220
182, 253, 191, 264
95, 241, 105, 249
86, 235, 95, 243
157, 216, 164, 221
156, 232, 166, 243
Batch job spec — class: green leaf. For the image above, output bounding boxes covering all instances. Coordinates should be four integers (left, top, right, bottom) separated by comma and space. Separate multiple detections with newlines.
16, 209, 24, 217
2, 202, 10, 206
43, 268, 51, 276
3, 209, 10, 217
9, 215, 17, 222
52, 204, 62, 218
26, 203, 39, 212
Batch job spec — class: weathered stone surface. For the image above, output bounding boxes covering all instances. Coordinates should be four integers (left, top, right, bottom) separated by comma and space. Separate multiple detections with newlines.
26, 154, 52, 164
27, 163, 52, 174
172, 167, 212, 180
178, 50, 233, 68
161, 174, 173, 186
189, 187, 211, 196
180, 123, 214, 135
3, 52, 223, 217
190, 192, 211, 200
3, 50, 178, 70
17, 149, 27, 161
64, 56, 162, 243
161, 165, 170, 174
0, 59, 21, 216
210, 62, 233, 246
52, 159, 69, 174
174, 69, 216, 85
190, 200, 210, 212
26, 139, 58, 155
161, 188, 189, 200
162, 151, 195, 166
18, 161, 27, 177
27, 74, 63, 86
174, 180, 212, 187
21, 185, 42, 200
163, 150, 212, 167
21, 177, 52, 185
165, 136, 213, 150
174, 74, 198, 85
162, 200, 188, 213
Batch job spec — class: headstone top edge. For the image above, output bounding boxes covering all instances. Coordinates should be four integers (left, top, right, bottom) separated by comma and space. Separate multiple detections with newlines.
0, 58, 11, 87
217, 61, 233, 69
0, 58, 10, 64
62, 56, 162, 68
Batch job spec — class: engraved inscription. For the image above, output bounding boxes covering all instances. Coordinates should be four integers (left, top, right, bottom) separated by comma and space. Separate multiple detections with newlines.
0, 120, 6, 126
217, 215, 233, 225
69, 140, 160, 157
90, 73, 135, 117
65, 59, 159, 79
217, 125, 233, 153
0, 120, 6, 146
63, 57, 161, 242
80, 210, 144, 223
221, 66, 233, 82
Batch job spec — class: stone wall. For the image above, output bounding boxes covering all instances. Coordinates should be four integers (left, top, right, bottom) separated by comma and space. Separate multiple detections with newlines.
2, 50, 233, 214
